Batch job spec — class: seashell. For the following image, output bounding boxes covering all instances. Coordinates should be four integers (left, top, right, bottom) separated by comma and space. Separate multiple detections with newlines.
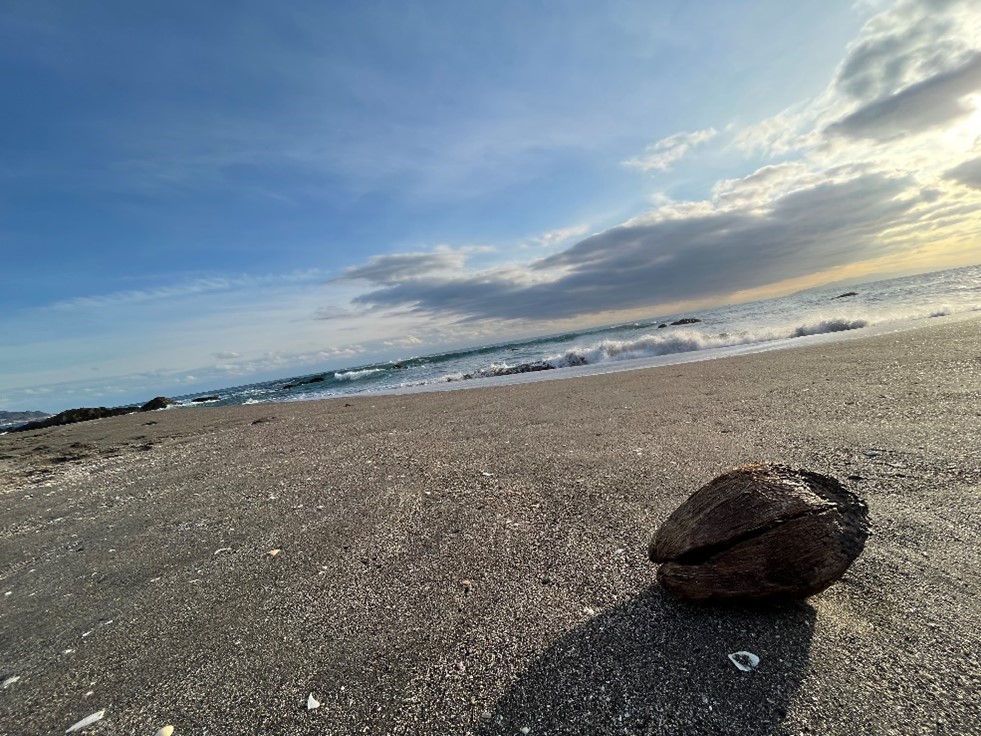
650, 464, 869, 601
2, 676, 19, 688
65, 709, 105, 733
307, 693, 320, 710
267, 548, 282, 557
155, 726, 175, 736
728, 651, 760, 671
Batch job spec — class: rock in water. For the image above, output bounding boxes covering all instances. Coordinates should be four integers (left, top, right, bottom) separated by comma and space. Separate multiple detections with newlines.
141, 396, 172, 411
649, 464, 869, 601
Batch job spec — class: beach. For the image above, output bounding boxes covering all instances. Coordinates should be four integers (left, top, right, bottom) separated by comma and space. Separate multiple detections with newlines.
1, 316, 979, 735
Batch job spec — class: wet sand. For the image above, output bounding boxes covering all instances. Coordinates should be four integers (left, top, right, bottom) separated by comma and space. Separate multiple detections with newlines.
1, 316, 979, 735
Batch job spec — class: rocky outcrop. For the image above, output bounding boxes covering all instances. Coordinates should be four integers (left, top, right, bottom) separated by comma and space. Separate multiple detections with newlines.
657, 323, 668, 329
140, 397, 173, 411
650, 464, 869, 601
669, 318, 702, 326
10, 406, 137, 433
833, 291, 859, 299
462, 361, 554, 380
190, 396, 221, 403
282, 375, 327, 390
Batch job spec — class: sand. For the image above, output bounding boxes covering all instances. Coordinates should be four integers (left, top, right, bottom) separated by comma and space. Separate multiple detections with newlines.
1, 316, 979, 735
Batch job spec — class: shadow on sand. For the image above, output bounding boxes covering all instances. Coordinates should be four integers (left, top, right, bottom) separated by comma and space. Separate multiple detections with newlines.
476, 587, 815, 736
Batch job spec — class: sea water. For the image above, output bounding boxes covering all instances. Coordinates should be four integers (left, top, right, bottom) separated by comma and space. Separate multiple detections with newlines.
170, 264, 980, 408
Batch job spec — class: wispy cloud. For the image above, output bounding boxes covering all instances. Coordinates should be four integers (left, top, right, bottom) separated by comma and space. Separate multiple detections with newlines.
623, 128, 718, 173
44, 270, 326, 311
533, 223, 590, 247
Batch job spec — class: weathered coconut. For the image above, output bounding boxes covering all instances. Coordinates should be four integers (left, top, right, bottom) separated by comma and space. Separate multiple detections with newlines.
650, 464, 869, 601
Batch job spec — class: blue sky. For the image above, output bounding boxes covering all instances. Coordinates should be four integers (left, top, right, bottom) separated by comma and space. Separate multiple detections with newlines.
3, 0, 981, 412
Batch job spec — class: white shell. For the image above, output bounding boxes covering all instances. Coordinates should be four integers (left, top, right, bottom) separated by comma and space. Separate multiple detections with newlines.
65, 709, 105, 733
307, 693, 320, 710
728, 651, 760, 671
155, 726, 175, 736
2, 676, 19, 689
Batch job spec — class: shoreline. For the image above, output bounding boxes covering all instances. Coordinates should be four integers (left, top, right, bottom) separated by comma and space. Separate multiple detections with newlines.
1, 315, 979, 734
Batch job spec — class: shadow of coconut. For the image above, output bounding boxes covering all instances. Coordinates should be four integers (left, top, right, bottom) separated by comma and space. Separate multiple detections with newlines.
475, 587, 816, 736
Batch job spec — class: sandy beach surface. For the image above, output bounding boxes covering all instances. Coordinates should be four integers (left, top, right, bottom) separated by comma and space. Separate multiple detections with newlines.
1, 316, 979, 736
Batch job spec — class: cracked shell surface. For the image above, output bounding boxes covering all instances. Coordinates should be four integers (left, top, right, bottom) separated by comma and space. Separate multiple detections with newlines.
650, 464, 870, 601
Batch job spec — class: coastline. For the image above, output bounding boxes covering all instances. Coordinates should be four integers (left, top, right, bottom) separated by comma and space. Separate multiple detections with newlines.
1, 315, 979, 734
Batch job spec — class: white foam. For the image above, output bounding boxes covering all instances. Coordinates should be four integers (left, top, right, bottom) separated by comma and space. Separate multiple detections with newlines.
541, 305, 971, 369
334, 368, 384, 381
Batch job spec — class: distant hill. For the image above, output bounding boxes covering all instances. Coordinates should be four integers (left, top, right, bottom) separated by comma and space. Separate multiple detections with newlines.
0, 410, 52, 429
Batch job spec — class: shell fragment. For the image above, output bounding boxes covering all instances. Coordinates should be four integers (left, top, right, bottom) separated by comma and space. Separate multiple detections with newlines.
65, 709, 105, 732
307, 692, 321, 710
728, 651, 760, 672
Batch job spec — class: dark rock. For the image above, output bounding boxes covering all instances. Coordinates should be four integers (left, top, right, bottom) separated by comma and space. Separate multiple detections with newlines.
190, 396, 221, 403
462, 361, 556, 381
140, 396, 172, 412
669, 317, 702, 326
657, 323, 668, 329
649, 464, 869, 601
10, 406, 137, 432
833, 291, 859, 299
282, 374, 327, 390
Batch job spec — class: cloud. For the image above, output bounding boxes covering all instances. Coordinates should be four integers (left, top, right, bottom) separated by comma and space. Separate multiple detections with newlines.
534, 223, 590, 246
212, 351, 241, 360
944, 157, 981, 188
45, 270, 325, 311
347, 170, 927, 322
827, 53, 981, 140
623, 128, 718, 172
333, 251, 468, 285
833, 5, 968, 101
312, 305, 354, 320
735, 0, 981, 154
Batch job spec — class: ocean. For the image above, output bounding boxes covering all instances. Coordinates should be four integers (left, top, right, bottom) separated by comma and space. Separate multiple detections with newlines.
170, 264, 980, 409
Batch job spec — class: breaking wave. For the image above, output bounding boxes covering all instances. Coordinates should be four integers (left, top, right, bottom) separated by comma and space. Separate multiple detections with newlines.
334, 368, 385, 381
545, 315, 873, 368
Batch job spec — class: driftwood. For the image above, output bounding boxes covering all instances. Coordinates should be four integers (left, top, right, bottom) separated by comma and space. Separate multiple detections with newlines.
649, 464, 869, 601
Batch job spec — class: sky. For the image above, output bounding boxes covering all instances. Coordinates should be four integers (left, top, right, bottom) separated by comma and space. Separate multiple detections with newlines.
2, 0, 980, 412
